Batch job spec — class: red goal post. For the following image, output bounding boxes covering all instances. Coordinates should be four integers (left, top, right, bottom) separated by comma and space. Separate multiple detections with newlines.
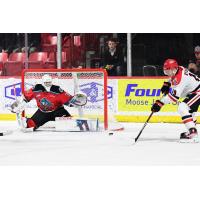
21, 68, 108, 130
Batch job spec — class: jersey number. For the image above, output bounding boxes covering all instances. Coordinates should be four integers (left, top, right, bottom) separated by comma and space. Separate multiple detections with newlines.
184, 70, 200, 81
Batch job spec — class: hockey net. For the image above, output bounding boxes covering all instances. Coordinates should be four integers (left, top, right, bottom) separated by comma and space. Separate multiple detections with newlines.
21, 68, 108, 130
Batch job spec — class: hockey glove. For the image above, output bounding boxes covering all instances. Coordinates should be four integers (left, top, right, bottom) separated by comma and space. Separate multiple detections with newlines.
151, 100, 164, 112
10, 97, 26, 113
68, 93, 87, 107
161, 82, 171, 94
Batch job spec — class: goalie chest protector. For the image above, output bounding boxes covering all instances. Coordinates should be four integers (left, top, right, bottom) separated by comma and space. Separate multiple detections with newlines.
24, 84, 72, 112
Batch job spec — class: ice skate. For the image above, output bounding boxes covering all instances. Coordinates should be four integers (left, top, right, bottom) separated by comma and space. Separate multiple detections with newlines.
180, 128, 199, 143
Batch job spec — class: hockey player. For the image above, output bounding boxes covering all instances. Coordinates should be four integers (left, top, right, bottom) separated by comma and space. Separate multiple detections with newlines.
10, 74, 87, 131
151, 59, 200, 142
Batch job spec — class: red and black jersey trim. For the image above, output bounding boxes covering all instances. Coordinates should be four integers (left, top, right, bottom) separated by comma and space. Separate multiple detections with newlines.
50, 85, 64, 94
191, 84, 200, 93
182, 115, 192, 120
182, 115, 193, 124
32, 84, 46, 92
171, 67, 183, 86
32, 84, 64, 94
168, 92, 179, 102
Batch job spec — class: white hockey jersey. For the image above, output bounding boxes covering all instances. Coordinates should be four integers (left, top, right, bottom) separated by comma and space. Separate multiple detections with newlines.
161, 66, 200, 104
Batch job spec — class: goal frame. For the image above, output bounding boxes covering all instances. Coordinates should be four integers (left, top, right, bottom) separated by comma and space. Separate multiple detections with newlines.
21, 68, 108, 130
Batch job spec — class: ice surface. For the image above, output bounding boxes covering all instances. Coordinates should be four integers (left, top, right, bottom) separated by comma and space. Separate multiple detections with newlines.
0, 121, 200, 165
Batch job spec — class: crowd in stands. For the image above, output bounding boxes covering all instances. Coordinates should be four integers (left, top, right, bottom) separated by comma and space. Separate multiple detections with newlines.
0, 33, 199, 77
0, 33, 79, 75
0, 33, 127, 76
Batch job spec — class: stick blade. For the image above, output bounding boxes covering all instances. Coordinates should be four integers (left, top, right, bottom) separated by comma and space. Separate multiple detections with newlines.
0, 130, 14, 136
134, 138, 137, 143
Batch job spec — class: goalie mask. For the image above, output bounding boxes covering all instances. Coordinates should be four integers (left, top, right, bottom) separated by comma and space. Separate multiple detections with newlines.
42, 74, 53, 91
163, 59, 179, 77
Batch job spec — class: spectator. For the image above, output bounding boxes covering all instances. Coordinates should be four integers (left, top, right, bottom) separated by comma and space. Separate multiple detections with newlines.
188, 45, 200, 76
102, 38, 124, 76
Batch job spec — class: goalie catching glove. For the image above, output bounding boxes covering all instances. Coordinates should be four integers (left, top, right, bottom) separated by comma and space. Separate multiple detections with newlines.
68, 93, 87, 107
10, 96, 26, 114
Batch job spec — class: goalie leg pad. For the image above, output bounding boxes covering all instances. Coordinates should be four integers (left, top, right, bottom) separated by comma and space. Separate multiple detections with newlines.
55, 117, 99, 132
76, 119, 89, 131
27, 118, 37, 129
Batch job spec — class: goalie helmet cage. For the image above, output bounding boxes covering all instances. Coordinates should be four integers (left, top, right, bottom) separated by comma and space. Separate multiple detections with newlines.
21, 68, 108, 130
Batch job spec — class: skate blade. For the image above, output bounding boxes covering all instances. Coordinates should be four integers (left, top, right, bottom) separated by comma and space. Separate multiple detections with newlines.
180, 136, 199, 143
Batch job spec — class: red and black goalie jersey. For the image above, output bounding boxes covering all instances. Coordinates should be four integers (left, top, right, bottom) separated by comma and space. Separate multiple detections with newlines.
24, 84, 73, 112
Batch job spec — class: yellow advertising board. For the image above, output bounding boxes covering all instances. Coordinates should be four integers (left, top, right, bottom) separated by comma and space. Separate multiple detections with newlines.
116, 78, 196, 123
118, 78, 179, 112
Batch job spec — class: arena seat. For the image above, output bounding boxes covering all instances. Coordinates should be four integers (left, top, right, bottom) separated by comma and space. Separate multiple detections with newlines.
0, 52, 8, 75
3, 53, 26, 76
45, 52, 68, 69
9, 52, 26, 62
143, 65, 158, 76
45, 52, 57, 68
27, 52, 48, 69
42, 35, 57, 52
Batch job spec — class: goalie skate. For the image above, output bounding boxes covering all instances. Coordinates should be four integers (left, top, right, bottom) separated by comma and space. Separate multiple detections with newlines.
180, 128, 199, 143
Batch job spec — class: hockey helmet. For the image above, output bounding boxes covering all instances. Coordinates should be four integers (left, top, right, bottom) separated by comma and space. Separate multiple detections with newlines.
42, 74, 53, 88
163, 59, 179, 76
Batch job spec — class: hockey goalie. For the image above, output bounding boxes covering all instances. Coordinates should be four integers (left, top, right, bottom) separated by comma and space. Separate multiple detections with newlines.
10, 74, 89, 131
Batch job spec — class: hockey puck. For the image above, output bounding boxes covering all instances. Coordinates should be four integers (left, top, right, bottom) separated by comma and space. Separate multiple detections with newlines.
0, 133, 3, 136
109, 132, 113, 135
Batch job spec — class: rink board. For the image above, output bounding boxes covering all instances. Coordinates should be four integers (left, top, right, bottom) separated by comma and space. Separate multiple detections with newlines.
0, 76, 199, 123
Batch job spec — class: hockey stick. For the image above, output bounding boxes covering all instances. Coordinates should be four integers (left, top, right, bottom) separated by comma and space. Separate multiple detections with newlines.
13, 85, 24, 128
1, 85, 23, 137
0, 130, 14, 136
134, 111, 154, 143
134, 93, 166, 143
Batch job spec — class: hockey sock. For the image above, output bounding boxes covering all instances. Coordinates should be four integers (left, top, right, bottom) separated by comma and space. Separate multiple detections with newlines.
182, 115, 196, 130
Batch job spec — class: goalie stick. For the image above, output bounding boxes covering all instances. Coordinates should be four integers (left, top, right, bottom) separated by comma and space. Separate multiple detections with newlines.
1, 84, 24, 136
13, 85, 34, 133
13, 85, 24, 128
0, 130, 14, 136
